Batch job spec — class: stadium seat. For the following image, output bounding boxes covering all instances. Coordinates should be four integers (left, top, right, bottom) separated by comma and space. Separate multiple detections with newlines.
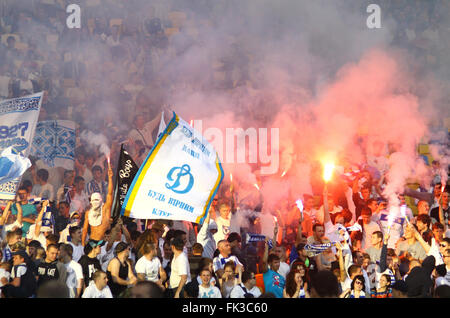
13, 59, 22, 69
15, 42, 28, 51
87, 19, 95, 33
418, 144, 430, 155
405, 195, 418, 216
46, 34, 59, 47
164, 27, 179, 37
255, 273, 265, 294
63, 79, 76, 88
186, 27, 199, 39
110, 19, 123, 27
86, 0, 101, 6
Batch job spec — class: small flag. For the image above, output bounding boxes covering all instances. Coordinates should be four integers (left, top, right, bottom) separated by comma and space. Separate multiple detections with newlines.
28, 197, 48, 204
246, 233, 273, 249
111, 144, 139, 221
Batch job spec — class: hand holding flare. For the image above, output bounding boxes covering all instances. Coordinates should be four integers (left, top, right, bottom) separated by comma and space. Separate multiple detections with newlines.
386, 207, 396, 236
296, 199, 304, 220
400, 205, 410, 225
229, 173, 233, 193
323, 163, 335, 183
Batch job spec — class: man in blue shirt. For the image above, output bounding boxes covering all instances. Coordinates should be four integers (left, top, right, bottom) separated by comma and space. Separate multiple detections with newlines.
11, 186, 37, 237
262, 233, 285, 298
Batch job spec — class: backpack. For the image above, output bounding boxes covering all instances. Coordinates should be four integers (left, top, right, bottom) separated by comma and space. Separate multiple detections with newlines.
240, 284, 254, 298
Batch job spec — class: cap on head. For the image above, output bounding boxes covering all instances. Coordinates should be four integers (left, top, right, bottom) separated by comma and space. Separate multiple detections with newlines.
12, 250, 28, 259
208, 219, 217, 230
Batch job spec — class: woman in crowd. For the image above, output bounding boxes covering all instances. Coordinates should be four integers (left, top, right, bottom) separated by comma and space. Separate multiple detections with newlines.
283, 269, 309, 298
340, 275, 366, 298
371, 274, 393, 298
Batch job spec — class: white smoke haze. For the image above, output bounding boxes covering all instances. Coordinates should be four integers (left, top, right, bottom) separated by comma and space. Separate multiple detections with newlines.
8, 1, 450, 225
80, 130, 110, 157
234, 209, 259, 230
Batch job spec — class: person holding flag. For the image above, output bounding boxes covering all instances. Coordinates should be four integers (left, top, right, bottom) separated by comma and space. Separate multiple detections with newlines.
376, 195, 409, 249
120, 111, 223, 239
82, 160, 114, 245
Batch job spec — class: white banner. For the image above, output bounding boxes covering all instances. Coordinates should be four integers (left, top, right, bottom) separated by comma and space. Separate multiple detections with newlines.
0, 92, 43, 199
121, 112, 223, 225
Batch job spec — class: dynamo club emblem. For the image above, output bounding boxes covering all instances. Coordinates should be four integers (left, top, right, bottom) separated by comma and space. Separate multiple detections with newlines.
165, 164, 194, 194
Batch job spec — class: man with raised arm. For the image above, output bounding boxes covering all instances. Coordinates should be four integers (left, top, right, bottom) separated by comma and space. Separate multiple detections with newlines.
82, 163, 113, 245
262, 223, 285, 298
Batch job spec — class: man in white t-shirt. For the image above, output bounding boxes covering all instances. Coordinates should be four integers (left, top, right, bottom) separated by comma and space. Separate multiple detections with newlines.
198, 268, 222, 298
68, 226, 84, 262
69, 176, 90, 214
197, 211, 217, 259
59, 243, 83, 298
135, 242, 166, 290
26, 200, 52, 249
30, 168, 55, 202
214, 203, 231, 244
82, 270, 113, 298
169, 237, 191, 298
229, 270, 261, 298
171, 220, 197, 254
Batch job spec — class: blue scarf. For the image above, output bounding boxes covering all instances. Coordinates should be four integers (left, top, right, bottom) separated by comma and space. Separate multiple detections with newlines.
246, 233, 273, 249
304, 242, 335, 255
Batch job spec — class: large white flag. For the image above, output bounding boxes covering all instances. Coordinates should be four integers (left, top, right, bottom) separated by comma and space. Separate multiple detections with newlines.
0, 92, 43, 199
121, 112, 223, 225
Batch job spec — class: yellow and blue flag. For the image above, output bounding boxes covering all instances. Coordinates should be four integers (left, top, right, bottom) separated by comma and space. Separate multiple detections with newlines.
121, 112, 223, 225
